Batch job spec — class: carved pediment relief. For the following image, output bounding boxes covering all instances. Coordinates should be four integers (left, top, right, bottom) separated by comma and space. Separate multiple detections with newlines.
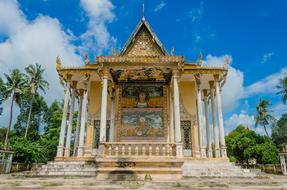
126, 30, 163, 57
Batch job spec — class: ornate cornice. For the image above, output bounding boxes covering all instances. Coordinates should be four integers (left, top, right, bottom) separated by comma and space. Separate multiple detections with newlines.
96, 56, 184, 64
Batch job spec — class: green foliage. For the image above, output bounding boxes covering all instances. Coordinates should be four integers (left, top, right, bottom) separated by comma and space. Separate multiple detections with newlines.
272, 113, 287, 149
244, 142, 279, 164
254, 99, 276, 137
225, 125, 279, 164
14, 92, 48, 140
277, 76, 287, 104
9, 137, 49, 163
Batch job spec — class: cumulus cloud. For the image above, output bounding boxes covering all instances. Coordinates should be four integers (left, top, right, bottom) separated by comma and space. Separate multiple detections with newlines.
261, 51, 274, 64
203, 54, 244, 112
243, 67, 287, 98
0, 0, 82, 126
80, 0, 116, 55
225, 112, 255, 133
154, 1, 166, 12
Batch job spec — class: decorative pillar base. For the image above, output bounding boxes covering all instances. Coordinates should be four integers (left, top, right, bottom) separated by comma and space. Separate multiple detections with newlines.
176, 143, 183, 157
56, 146, 64, 157
207, 149, 213, 158
64, 148, 70, 157
192, 149, 201, 158
200, 147, 207, 158
77, 146, 84, 157
215, 148, 221, 158
220, 146, 227, 158
98, 144, 105, 157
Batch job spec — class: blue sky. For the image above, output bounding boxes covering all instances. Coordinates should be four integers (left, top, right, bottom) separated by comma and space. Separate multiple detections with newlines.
0, 0, 287, 134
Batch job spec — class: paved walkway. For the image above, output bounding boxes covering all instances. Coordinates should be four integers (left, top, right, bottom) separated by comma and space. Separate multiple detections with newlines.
0, 174, 287, 190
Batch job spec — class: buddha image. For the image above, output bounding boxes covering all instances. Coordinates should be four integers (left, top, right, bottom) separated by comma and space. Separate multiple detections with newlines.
137, 92, 148, 108
135, 116, 148, 136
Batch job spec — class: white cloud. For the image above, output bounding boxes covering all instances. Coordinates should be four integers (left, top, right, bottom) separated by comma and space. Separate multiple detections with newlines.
203, 54, 244, 112
0, 0, 82, 126
188, 1, 204, 23
261, 51, 274, 64
272, 102, 287, 119
154, 1, 166, 12
225, 112, 255, 133
243, 67, 287, 98
80, 0, 116, 55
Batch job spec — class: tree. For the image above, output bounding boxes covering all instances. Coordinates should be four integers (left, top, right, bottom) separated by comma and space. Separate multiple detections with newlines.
3, 69, 25, 147
24, 63, 49, 138
14, 93, 48, 140
225, 125, 279, 164
272, 113, 287, 149
0, 78, 7, 116
277, 76, 287, 104
254, 99, 275, 137
41, 101, 62, 160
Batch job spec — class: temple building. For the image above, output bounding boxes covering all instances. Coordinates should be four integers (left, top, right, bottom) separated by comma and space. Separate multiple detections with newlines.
55, 15, 229, 161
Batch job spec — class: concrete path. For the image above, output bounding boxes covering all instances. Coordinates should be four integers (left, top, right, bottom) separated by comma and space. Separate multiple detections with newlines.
0, 174, 287, 190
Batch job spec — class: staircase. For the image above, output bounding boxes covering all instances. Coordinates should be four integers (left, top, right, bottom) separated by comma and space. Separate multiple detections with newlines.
182, 159, 257, 178
18, 158, 258, 179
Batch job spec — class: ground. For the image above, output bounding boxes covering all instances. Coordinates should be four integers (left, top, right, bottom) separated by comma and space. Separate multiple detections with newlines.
0, 174, 287, 190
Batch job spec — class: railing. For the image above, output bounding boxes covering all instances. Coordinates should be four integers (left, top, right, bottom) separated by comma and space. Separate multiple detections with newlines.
104, 142, 177, 157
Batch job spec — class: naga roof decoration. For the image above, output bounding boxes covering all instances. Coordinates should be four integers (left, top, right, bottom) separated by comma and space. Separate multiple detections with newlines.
120, 19, 168, 56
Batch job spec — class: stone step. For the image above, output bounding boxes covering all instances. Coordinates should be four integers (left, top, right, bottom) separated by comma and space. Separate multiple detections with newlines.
97, 167, 182, 174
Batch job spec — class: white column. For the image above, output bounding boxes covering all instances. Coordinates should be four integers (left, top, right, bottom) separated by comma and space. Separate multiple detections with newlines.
56, 81, 70, 157
73, 94, 83, 156
173, 71, 182, 157
99, 75, 108, 144
109, 90, 115, 142
210, 82, 220, 157
203, 90, 212, 158
169, 86, 175, 143
77, 89, 88, 157
195, 76, 206, 158
215, 78, 227, 157
64, 89, 76, 157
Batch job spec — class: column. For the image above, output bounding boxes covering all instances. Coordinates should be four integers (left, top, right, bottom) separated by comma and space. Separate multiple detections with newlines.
73, 93, 83, 156
109, 90, 115, 142
77, 88, 88, 157
215, 76, 227, 157
169, 86, 175, 143
203, 90, 212, 158
195, 75, 206, 158
64, 88, 76, 157
173, 70, 182, 157
209, 82, 220, 157
99, 71, 109, 155
56, 81, 70, 158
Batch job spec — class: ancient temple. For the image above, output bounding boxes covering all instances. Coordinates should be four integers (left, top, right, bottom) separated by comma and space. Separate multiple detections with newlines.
47, 13, 244, 179
55, 15, 228, 160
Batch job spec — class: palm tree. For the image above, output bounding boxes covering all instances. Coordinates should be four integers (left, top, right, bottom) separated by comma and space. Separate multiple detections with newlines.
24, 63, 49, 138
277, 76, 287, 104
254, 99, 275, 137
3, 69, 25, 147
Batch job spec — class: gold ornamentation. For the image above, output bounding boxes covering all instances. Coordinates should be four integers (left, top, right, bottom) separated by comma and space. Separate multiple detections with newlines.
56, 56, 62, 70
126, 30, 162, 56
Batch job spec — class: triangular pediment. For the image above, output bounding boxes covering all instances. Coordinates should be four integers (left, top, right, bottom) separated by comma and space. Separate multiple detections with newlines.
120, 19, 168, 56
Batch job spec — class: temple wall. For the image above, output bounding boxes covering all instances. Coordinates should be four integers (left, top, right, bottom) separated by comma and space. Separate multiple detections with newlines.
88, 82, 111, 119
179, 81, 197, 116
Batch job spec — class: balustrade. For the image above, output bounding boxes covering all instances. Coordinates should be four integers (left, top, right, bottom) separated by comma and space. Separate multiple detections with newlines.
104, 142, 176, 157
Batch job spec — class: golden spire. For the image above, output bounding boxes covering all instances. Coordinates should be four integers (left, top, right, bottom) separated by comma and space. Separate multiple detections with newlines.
56, 56, 62, 70
113, 48, 117, 56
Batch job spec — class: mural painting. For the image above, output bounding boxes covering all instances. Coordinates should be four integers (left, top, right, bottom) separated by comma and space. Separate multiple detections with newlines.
120, 84, 164, 137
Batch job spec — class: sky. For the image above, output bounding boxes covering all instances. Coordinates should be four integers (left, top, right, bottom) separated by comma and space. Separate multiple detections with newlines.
0, 0, 287, 135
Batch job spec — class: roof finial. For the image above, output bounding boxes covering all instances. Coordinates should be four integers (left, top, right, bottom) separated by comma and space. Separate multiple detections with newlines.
142, 0, 145, 20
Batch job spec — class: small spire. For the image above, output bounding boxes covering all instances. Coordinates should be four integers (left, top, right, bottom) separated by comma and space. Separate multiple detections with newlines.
197, 52, 202, 66
170, 47, 174, 56
142, 0, 145, 20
